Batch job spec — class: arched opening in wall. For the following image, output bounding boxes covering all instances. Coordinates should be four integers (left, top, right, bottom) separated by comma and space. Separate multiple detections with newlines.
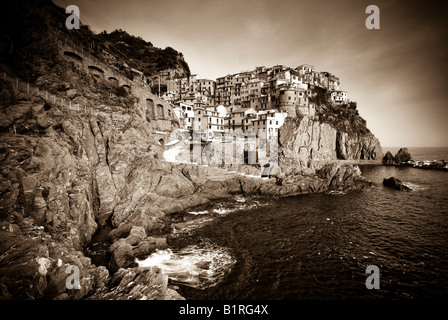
88, 65, 105, 80
157, 104, 164, 119
159, 138, 165, 147
167, 109, 172, 118
108, 77, 119, 87
121, 84, 131, 94
146, 98, 155, 121
88, 65, 105, 74
63, 51, 83, 61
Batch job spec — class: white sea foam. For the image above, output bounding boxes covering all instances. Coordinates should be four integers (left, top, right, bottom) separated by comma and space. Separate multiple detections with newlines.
327, 190, 346, 195
403, 182, 428, 192
187, 210, 209, 215
213, 207, 231, 215
136, 244, 235, 289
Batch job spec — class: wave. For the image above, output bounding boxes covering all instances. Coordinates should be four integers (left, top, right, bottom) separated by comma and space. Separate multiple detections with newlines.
187, 210, 210, 215
136, 242, 236, 289
327, 190, 346, 195
403, 182, 428, 192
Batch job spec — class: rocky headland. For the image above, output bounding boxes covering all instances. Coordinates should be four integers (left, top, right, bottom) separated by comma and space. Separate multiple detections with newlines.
0, 0, 383, 300
382, 147, 448, 171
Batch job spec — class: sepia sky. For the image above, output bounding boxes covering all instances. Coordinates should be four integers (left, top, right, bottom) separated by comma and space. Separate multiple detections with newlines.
54, 0, 448, 148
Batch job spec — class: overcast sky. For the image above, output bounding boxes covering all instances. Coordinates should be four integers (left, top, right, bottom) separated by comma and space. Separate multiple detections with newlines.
54, 0, 448, 148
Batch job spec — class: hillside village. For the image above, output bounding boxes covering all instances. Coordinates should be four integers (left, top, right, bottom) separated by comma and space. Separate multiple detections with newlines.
149, 65, 349, 141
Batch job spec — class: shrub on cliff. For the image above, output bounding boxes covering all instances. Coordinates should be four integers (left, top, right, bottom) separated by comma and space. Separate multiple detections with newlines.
315, 100, 370, 135
309, 87, 330, 106
99, 30, 190, 78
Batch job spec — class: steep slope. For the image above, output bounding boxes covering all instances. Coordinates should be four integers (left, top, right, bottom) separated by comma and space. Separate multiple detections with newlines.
279, 87, 382, 167
98, 29, 190, 78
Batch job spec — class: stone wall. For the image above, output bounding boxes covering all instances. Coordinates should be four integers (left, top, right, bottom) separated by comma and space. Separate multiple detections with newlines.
60, 44, 179, 132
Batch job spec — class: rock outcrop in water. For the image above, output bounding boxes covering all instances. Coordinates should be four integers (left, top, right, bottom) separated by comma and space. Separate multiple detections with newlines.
382, 148, 447, 171
394, 148, 412, 164
383, 177, 411, 191
382, 151, 395, 165
382, 148, 412, 165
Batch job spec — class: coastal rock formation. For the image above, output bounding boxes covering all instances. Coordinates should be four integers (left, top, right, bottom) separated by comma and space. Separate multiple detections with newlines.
279, 116, 336, 168
382, 148, 412, 165
382, 151, 395, 165
383, 177, 411, 191
394, 148, 412, 164
405, 159, 448, 171
108, 226, 167, 273
382, 148, 447, 171
279, 116, 383, 169
0, 218, 109, 300
87, 266, 184, 300
336, 131, 382, 161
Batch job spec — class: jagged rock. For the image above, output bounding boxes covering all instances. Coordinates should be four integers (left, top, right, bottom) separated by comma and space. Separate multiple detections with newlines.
66, 89, 78, 99
317, 162, 371, 191
133, 237, 168, 259
0, 219, 109, 300
382, 148, 413, 165
87, 266, 181, 300
125, 226, 147, 246
108, 238, 138, 273
394, 148, 412, 164
336, 131, 383, 160
382, 151, 395, 164
383, 177, 411, 191
279, 116, 382, 169
279, 116, 337, 167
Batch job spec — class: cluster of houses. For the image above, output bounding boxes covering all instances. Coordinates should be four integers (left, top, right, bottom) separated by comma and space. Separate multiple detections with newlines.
149, 64, 349, 141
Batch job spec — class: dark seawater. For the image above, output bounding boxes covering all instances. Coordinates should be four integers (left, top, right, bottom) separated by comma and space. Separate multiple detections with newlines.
152, 148, 448, 300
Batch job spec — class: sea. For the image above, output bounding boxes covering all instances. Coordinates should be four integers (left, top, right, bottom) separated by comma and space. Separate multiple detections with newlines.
136, 147, 448, 300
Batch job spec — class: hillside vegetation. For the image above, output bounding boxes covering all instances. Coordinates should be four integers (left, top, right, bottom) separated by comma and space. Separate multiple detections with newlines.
0, 0, 190, 83
309, 87, 370, 135
99, 29, 190, 78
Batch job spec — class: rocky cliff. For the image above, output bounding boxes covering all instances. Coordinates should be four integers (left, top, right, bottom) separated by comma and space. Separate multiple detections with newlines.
279, 115, 382, 169
0, 0, 382, 301
0, 88, 372, 300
